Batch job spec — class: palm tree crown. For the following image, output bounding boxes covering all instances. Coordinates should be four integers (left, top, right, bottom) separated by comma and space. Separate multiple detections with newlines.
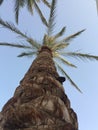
0, 0, 98, 93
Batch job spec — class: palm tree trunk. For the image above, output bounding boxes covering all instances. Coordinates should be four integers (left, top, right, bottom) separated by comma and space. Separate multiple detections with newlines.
0, 46, 78, 130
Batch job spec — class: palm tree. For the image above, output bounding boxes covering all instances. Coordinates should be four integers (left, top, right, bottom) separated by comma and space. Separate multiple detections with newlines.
0, 0, 51, 25
0, 0, 98, 130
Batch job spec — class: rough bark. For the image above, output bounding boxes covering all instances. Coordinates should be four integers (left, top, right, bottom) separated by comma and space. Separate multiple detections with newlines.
0, 46, 78, 130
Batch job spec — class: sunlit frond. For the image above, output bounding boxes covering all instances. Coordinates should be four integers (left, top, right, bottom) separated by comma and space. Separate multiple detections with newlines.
55, 61, 82, 93
65, 52, 98, 61
25, 0, 40, 14
33, 0, 48, 27
43, 34, 55, 46
51, 42, 69, 51
0, 42, 31, 49
55, 53, 77, 68
47, 0, 56, 35
26, 0, 34, 14
62, 29, 85, 43
54, 27, 66, 39
17, 51, 37, 57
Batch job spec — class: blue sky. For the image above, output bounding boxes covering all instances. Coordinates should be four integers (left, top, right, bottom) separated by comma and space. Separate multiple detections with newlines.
0, 0, 98, 130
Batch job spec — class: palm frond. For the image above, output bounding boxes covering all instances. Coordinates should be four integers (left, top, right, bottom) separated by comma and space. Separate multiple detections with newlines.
62, 29, 85, 43
26, 0, 34, 14
47, 0, 56, 35
43, 34, 55, 46
33, 0, 48, 27
55, 61, 82, 93
17, 51, 37, 57
55, 53, 77, 68
15, 0, 25, 24
54, 27, 66, 39
0, 42, 31, 49
65, 52, 98, 61
0, 18, 40, 49
0, 0, 3, 5
51, 42, 69, 51
27, 38, 41, 49
0, 17, 27, 38
42, 0, 51, 8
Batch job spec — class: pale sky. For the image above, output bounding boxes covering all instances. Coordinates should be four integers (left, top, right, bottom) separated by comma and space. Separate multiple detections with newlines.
0, 1, 98, 130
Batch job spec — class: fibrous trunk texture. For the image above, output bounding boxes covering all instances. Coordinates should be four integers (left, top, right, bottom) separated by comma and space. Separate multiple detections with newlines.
0, 47, 78, 130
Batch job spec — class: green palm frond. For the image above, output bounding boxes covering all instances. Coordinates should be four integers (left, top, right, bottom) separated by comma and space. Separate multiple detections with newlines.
47, 0, 56, 35
55, 53, 77, 68
14, 0, 50, 24
0, 17, 27, 38
33, 0, 48, 27
15, 0, 25, 24
0, 41, 38, 58
0, 0, 50, 24
14, 0, 50, 25
55, 61, 82, 93
0, 42, 32, 49
62, 29, 85, 43
27, 38, 41, 49
0, 18, 41, 50
54, 27, 66, 39
42, 0, 51, 8
65, 52, 98, 61
17, 51, 37, 57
